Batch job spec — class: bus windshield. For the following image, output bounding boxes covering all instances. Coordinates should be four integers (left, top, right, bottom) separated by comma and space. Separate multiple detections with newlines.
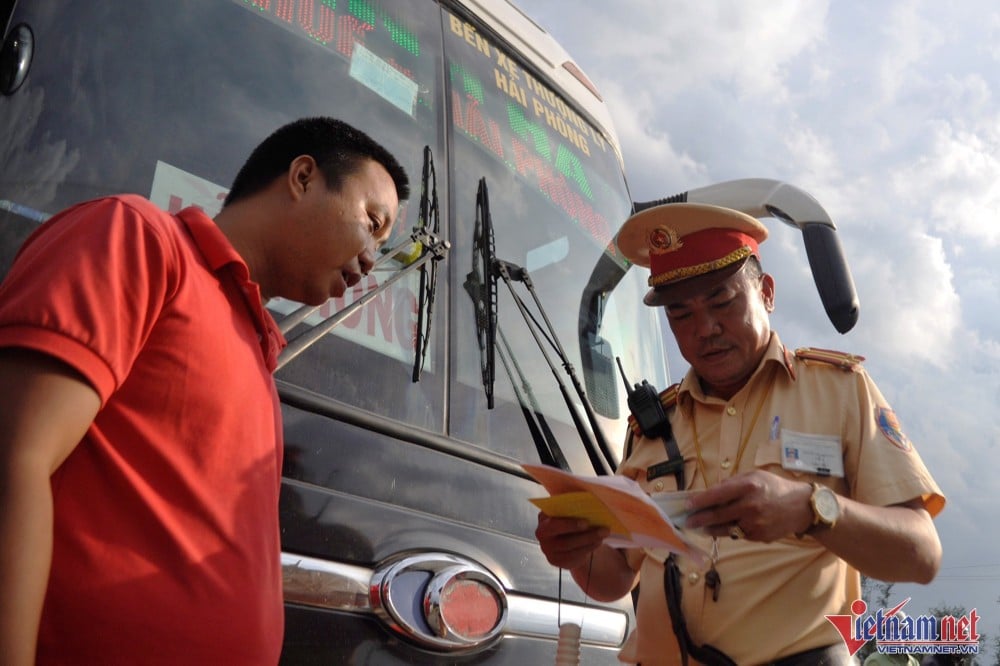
0, 0, 668, 468
441, 6, 667, 465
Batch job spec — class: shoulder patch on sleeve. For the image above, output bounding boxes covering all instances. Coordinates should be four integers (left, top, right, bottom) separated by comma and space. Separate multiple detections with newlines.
794, 347, 865, 372
876, 407, 912, 451
627, 383, 680, 437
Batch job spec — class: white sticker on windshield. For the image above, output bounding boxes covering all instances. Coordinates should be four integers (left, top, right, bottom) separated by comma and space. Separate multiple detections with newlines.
349, 43, 418, 117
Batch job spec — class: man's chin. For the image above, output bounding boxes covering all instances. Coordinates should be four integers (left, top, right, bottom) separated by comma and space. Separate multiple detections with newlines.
298, 289, 336, 306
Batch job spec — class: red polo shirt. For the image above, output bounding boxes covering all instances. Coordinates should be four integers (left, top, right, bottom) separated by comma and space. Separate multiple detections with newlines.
0, 195, 285, 664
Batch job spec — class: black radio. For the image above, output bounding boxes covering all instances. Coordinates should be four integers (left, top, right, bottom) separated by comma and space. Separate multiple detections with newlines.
615, 357, 684, 488
616, 356, 671, 440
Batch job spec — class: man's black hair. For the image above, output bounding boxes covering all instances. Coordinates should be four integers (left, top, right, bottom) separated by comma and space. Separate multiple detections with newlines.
223, 117, 409, 207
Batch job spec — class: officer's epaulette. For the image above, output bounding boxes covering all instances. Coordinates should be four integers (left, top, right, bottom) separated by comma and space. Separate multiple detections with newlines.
626, 383, 680, 438
794, 347, 865, 371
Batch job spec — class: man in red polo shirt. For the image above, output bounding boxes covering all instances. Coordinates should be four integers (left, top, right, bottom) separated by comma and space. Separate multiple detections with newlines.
0, 117, 409, 665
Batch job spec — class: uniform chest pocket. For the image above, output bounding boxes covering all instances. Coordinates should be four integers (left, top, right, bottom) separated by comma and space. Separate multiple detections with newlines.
753, 437, 788, 475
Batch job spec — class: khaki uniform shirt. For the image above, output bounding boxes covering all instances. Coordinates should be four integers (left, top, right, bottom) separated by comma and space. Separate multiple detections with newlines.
616, 333, 944, 665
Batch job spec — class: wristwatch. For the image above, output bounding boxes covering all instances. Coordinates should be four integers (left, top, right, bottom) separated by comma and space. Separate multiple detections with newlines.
808, 482, 840, 530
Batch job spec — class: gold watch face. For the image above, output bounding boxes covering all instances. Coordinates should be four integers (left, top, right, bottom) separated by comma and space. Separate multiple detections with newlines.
813, 486, 839, 524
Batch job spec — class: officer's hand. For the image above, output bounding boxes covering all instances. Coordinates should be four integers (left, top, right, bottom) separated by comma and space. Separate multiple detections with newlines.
682, 470, 813, 542
535, 513, 610, 569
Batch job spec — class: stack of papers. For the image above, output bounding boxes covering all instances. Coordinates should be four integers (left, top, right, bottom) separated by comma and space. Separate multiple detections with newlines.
524, 463, 708, 561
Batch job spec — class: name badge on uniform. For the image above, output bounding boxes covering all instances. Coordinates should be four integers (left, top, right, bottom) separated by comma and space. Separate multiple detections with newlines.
780, 430, 844, 477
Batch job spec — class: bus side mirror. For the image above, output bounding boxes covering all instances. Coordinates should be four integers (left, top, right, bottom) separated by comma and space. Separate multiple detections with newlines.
636, 179, 861, 334
579, 251, 624, 420
802, 223, 858, 334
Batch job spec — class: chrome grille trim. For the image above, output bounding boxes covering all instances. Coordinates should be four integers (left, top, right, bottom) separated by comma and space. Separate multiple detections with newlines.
281, 551, 627, 647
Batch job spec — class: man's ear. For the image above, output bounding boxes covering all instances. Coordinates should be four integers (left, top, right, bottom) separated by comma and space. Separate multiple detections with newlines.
287, 155, 318, 200
761, 273, 776, 312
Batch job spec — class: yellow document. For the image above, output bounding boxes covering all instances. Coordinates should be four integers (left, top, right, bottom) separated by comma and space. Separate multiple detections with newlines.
530, 491, 629, 535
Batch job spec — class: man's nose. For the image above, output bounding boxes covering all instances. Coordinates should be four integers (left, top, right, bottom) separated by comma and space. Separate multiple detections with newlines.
358, 245, 376, 275
693, 310, 721, 338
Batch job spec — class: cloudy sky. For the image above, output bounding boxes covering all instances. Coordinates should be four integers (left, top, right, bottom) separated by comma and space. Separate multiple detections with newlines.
522, 0, 1000, 641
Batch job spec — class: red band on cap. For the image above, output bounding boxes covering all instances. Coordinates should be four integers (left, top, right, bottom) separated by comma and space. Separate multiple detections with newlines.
649, 228, 760, 286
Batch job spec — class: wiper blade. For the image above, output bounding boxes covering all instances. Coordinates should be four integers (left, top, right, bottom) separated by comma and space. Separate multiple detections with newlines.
412, 145, 443, 382
471, 178, 497, 408
466, 179, 568, 470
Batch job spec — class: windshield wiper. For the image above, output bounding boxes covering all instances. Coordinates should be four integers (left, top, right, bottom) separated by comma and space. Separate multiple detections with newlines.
469, 177, 613, 475
411, 145, 442, 382
463, 273, 569, 470
275, 147, 450, 372
465, 182, 567, 470
469, 178, 497, 408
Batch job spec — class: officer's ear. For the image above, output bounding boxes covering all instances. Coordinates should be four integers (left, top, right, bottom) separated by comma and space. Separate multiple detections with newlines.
761, 273, 775, 312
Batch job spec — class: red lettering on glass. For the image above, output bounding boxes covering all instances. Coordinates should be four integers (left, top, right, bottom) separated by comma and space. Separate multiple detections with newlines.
298, 1, 335, 44
328, 281, 366, 330
275, 0, 295, 23
367, 275, 392, 339
451, 92, 504, 158
395, 287, 418, 352
166, 195, 205, 216
336, 14, 373, 57
290, 282, 422, 352
386, 57, 414, 82
511, 138, 610, 244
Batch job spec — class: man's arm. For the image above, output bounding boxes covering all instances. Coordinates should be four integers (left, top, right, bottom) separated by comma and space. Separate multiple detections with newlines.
809, 495, 940, 583
684, 470, 942, 583
0, 350, 100, 666
535, 514, 639, 601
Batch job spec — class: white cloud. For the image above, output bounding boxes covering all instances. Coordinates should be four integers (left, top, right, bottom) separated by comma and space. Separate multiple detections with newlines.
874, 0, 945, 104
893, 118, 1000, 248
853, 229, 959, 365
598, 80, 709, 192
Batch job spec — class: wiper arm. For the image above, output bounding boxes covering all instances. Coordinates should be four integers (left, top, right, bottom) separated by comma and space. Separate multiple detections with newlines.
275, 222, 450, 371
495, 328, 569, 470
492, 257, 614, 476
412, 145, 443, 382
463, 273, 569, 470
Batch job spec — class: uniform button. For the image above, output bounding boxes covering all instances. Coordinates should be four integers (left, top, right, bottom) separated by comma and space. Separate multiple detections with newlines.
687, 572, 700, 585
654, 481, 664, 491
721, 459, 732, 470
726, 406, 737, 416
